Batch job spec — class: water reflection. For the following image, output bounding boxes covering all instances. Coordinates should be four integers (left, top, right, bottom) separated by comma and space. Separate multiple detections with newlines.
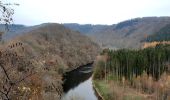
62, 64, 98, 100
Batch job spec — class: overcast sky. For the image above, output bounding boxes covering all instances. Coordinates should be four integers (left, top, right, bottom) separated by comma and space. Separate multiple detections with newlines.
5, 0, 170, 25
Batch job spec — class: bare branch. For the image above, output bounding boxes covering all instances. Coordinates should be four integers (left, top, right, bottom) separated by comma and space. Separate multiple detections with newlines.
0, 64, 10, 81
14, 72, 35, 85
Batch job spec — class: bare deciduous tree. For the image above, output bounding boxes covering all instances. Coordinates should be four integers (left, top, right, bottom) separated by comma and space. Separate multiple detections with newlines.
0, 0, 18, 41
0, 42, 35, 100
0, 1, 35, 100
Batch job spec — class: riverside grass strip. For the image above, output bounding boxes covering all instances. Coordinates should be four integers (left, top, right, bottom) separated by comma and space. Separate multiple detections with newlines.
92, 80, 110, 100
93, 79, 146, 100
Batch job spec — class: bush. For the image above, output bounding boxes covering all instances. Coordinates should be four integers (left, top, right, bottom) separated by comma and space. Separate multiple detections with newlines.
93, 60, 105, 79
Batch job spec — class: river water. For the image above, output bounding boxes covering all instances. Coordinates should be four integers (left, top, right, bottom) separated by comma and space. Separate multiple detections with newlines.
61, 64, 99, 100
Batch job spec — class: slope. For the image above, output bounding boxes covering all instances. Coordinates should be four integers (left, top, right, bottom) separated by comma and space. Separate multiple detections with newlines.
4, 23, 100, 99
64, 17, 170, 49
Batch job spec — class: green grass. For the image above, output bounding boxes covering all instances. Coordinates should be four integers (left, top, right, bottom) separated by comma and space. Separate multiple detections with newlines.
93, 79, 146, 100
123, 95, 144, 100
108, 74, 118, 81
93, 80, 115, 100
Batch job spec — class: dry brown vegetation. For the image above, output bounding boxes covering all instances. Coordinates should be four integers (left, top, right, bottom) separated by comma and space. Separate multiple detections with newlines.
0, 23, 100, 100
94, 64, 170, 100
105, 73, 170, 100
0, 42, 39, 100
15, 23, 100, 71
142, 41, 170, 49
84, 17, 170, 49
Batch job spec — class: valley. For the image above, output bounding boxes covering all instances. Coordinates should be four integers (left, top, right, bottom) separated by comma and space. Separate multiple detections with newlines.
0, 17, 170, 100
64, 17, 170, 49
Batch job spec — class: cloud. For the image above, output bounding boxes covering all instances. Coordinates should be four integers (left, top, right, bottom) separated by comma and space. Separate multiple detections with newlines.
8, 0, 170, 25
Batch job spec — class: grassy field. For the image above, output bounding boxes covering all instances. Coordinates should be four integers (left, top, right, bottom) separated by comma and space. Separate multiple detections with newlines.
93, 80, 111, 100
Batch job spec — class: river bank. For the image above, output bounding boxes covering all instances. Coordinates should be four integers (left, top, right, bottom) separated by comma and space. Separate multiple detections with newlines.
61, 63, 99, 100
92, 79, 146, 100
92, 80, 105, 100
92, 45, 170, 100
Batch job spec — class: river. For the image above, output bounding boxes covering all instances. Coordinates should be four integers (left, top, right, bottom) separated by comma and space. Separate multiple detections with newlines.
61, 64, 99, 100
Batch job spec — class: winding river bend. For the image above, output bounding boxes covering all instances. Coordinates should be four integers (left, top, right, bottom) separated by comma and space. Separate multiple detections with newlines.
61, 64, 99, 100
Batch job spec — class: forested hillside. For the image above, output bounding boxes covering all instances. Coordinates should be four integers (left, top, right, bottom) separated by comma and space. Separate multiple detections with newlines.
145, 24, 170, 42
2, 17, 170, 49
64, 17, 170, 49
63, 23, 109, 35
0, 23, 100, 99
0, 24, 26, 39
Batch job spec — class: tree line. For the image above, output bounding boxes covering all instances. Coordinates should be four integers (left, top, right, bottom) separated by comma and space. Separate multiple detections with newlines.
93, 44, 170, 81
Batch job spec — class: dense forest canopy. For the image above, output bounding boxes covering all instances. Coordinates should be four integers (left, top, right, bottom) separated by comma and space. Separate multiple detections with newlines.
93, 44, 170, 100
94, 44, 170, 80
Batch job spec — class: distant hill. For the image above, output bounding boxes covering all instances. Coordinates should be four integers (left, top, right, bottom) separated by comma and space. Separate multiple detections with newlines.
144, 24, 170, 42
0, 24, 26, 39
2, 17, 170, 49
64, 17, 170, 49
63, 23, 109, 35
1, 24, 51, 40
0, 24, 40, 40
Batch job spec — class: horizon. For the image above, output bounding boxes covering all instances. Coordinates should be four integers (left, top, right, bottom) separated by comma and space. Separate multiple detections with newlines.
7, 16, 169, 27
10, 16, 170, 26
6, 0, 170, 25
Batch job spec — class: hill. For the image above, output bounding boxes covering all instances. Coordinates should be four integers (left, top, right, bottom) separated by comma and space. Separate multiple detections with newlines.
14, 23, 100, 70
0, 24, 54, 40
2, 17, 170, 49
144, 24, 170, 42
64, 17, 170, 49
63, 23, 109, 35
2, 23, 100, 99
0, 24, 26, 39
